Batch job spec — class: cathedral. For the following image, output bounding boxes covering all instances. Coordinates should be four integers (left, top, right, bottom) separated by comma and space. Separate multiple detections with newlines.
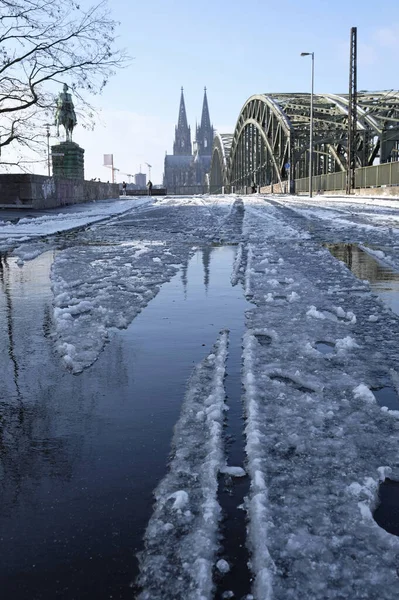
163, 87, 214, 193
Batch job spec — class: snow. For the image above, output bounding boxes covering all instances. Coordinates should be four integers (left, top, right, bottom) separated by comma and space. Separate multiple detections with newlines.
230, 242, 243, 286
353, 383, 377, 403
0, 198, 153, 252
5, 191, 399, 597
240, 193, 399, 599
335, 335, 360, 351
50, 240, 183, 372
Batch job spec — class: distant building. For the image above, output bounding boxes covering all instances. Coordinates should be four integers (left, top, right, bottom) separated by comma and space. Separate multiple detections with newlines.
163, 87, 214, 193
135, 172, 146, 188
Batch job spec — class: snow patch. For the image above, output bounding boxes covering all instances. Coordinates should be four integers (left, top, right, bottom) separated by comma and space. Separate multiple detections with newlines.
353, 383, 376, 404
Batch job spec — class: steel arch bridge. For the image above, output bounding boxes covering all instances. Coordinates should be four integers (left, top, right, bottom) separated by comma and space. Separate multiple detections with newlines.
209, 91, 399, 193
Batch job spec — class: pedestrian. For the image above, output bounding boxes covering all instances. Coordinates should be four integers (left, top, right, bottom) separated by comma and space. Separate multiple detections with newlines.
251, 182, 257, 193
147, 180, 153, 196
122, 181, 127, 196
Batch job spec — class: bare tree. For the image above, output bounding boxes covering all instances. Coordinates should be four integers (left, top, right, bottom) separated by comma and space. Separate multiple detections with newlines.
0, 0, 128, 169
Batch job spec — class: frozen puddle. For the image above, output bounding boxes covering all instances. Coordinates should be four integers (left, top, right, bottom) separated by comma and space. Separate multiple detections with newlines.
315, 341, 335, 354
326, 243, 399, 315
372, 386, 399, 411
134, 246, 251, 599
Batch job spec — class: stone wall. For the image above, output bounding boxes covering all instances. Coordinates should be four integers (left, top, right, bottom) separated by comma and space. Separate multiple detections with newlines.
0, 174, 119, 209
259, 182, 287, 194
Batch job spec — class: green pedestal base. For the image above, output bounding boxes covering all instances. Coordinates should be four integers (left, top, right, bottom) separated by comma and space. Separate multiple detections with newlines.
51, 142, 84, 179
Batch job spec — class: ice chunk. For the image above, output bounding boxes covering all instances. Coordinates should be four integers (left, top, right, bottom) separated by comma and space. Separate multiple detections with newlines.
335, 336, 360, 351
306, 305, 326, 319
220, 466, 246, 477
167, 491, 189, 510
353, 384, 376, 404
216, 559, 230, 574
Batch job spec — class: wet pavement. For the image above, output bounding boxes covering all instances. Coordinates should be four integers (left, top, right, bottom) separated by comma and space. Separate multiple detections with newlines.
0, 245, 249, 599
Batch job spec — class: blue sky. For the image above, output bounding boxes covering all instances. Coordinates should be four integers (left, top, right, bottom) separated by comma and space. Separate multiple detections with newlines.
51, 0, 399, 183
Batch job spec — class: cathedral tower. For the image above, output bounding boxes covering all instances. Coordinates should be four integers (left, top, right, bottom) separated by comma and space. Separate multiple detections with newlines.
196, 87, 214, 156
173, 87, 192, 156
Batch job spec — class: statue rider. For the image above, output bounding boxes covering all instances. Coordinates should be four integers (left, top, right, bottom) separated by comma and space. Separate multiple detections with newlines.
55, 83, 77, 142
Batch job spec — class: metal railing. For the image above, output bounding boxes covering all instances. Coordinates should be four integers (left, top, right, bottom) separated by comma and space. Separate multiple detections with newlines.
295, 160, 399, 193
356, 161, 399, 188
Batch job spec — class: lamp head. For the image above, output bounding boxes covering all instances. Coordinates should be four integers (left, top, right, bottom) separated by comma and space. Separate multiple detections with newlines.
301, 52, 311, 56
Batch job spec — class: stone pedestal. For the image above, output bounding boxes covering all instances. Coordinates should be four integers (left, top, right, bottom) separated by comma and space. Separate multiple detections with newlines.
51, 141, 84, 179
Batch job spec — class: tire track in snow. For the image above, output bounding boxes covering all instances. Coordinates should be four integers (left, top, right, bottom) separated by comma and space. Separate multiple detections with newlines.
136, 330, 229, 600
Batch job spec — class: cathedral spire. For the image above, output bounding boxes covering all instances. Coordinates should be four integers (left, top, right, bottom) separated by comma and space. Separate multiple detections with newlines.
177, 87, 189, 130
200, 86, 211, 130
196, 86, 214, 156
174, 87, 192, 156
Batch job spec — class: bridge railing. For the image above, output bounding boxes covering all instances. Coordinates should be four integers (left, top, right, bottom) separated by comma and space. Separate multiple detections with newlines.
124, 188, 167, 196
295, 160, 399, 193
356, 161, 399, 188
164, 185, 208, 195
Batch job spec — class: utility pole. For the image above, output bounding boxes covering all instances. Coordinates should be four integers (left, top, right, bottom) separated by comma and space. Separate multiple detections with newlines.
346, 26, 357, 194
145, 162, 152, 180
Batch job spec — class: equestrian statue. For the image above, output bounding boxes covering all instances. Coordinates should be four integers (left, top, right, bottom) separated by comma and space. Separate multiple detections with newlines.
54, 83, 77, 142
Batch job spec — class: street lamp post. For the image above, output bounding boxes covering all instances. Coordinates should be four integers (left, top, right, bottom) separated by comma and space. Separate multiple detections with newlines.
45, 123, 51, 176
301, 52, 314, 198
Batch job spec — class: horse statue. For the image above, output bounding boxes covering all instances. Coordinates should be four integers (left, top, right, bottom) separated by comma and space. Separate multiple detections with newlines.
54, 84, 77, 142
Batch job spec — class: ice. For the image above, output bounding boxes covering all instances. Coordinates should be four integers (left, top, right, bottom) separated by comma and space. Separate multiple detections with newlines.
230, 242, 243, 286
306, 305, 326, 319
220, 466, 246, 477
216, 559, 230, 573
287, 291, 300, 302
12, 241, 54, 262
335, 335, 360, 351
167, 490, 189, 510
244, 244, 253, 297
353, 383, 376, 403
137, 331, 229, 599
